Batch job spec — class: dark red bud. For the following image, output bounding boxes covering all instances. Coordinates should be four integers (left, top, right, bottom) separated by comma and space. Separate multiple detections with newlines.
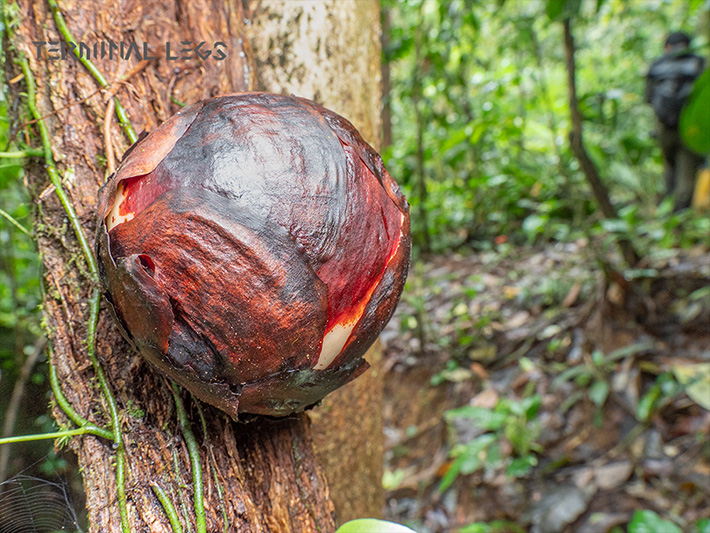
97, 93, 410, 418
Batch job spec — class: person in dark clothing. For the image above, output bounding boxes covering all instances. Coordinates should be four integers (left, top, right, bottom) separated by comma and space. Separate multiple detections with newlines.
645, 31, 705, 211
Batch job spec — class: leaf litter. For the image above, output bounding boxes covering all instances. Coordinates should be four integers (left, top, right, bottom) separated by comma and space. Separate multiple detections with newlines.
381, 241, 710, 533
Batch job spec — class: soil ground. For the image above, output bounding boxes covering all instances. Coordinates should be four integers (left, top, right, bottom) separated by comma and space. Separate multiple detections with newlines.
381, 242, 710, 533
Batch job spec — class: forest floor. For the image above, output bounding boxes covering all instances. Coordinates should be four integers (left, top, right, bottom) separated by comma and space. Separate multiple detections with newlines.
380, 241, 710, 533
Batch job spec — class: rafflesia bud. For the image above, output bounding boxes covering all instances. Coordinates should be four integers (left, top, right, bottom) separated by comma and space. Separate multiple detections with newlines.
96, 93, 410, 419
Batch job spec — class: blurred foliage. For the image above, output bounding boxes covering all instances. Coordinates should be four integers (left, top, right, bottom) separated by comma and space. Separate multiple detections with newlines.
458, 522, 525, 533
551, 342, 653, 416
0, 44, 50, 480
680, 68, 710, 155
336, 518, 418, 533
627, 509, 683, 533
383, 0, 708, 254
442, 393, 543, 491
383, 0, 709, 530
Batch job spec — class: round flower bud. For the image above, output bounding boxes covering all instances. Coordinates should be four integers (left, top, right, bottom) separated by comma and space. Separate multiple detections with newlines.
97, 93, 410, 418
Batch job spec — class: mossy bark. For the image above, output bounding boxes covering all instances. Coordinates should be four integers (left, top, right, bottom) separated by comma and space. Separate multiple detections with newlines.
7, 0, 385, 530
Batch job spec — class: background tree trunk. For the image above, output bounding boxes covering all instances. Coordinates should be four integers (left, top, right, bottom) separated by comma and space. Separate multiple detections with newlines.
562, 18, 640, 267
249, 1, 385, 522
8, 0, 385, 530
252, 0, 384, 523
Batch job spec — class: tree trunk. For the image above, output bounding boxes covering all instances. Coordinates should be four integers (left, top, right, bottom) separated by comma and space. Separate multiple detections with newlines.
249, 1, 385, 523
562, 18, 640, 267
381, 6, 393, 150
8, 0, 384, 530
412, 2, 431, 254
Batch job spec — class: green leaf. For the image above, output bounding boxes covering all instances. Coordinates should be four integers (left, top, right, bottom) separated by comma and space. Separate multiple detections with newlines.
445, 406, 506, 431
459, 522, 525, 533
600, 218, 629, 234
440, 435, 497, 492
637, 384, 661, 422
628, 510, 682, 533
336, 519, 417, 533
672, 362, 710, 410
460, 434, 497, 473
504, 414, 541, 456
545, 0, 582, 21
546, 0, 565, 19
440, 127, 470, 154
521, 395, 542, 419
696, 518, 710, 533
439, 453, 467, 492
469, 123, 486, 144
458, 524, 492, 533
506, 455, 537, 477
680, 69, 710, 155
522, 214, 546, 237
589, 380, 609, 406
689, 287, 710, 301
552, 365, 593, 389
382, 468, 406, 491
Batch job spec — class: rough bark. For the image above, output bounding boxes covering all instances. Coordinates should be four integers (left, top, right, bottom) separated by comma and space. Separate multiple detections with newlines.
7, 0, 385, 530
309, 342, 384, 524
249, 1, 385, 523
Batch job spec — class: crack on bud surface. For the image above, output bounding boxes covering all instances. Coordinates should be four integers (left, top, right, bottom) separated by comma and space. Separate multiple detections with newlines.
137, 254, 155, 277
314, 214, 405, 370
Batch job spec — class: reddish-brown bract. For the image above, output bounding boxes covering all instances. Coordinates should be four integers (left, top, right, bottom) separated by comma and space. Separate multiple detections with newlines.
97, 93, 410, 418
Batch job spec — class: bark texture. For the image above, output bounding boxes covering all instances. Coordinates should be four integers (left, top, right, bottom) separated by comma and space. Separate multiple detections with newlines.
8, 0, 386, 530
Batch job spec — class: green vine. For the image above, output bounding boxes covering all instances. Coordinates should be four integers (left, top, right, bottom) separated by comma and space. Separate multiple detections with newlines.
193, 400, 228, 532
171, 383, 207, 533
85, 288, 131, 532
48, 362, 113, 440
170, 96, 188, 108
19, 56, 130, 533
171, 446, 194, 531
19, 57, 99, 278
0, 207, 32, 236
46, 0, 138, 144
8, 1, 208, 530
0, 426, 107, 445
0, 149, 43, 157
152, 484, 184, 533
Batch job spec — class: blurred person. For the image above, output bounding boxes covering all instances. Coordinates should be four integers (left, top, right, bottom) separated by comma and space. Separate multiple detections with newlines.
645, 31, 705, 211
